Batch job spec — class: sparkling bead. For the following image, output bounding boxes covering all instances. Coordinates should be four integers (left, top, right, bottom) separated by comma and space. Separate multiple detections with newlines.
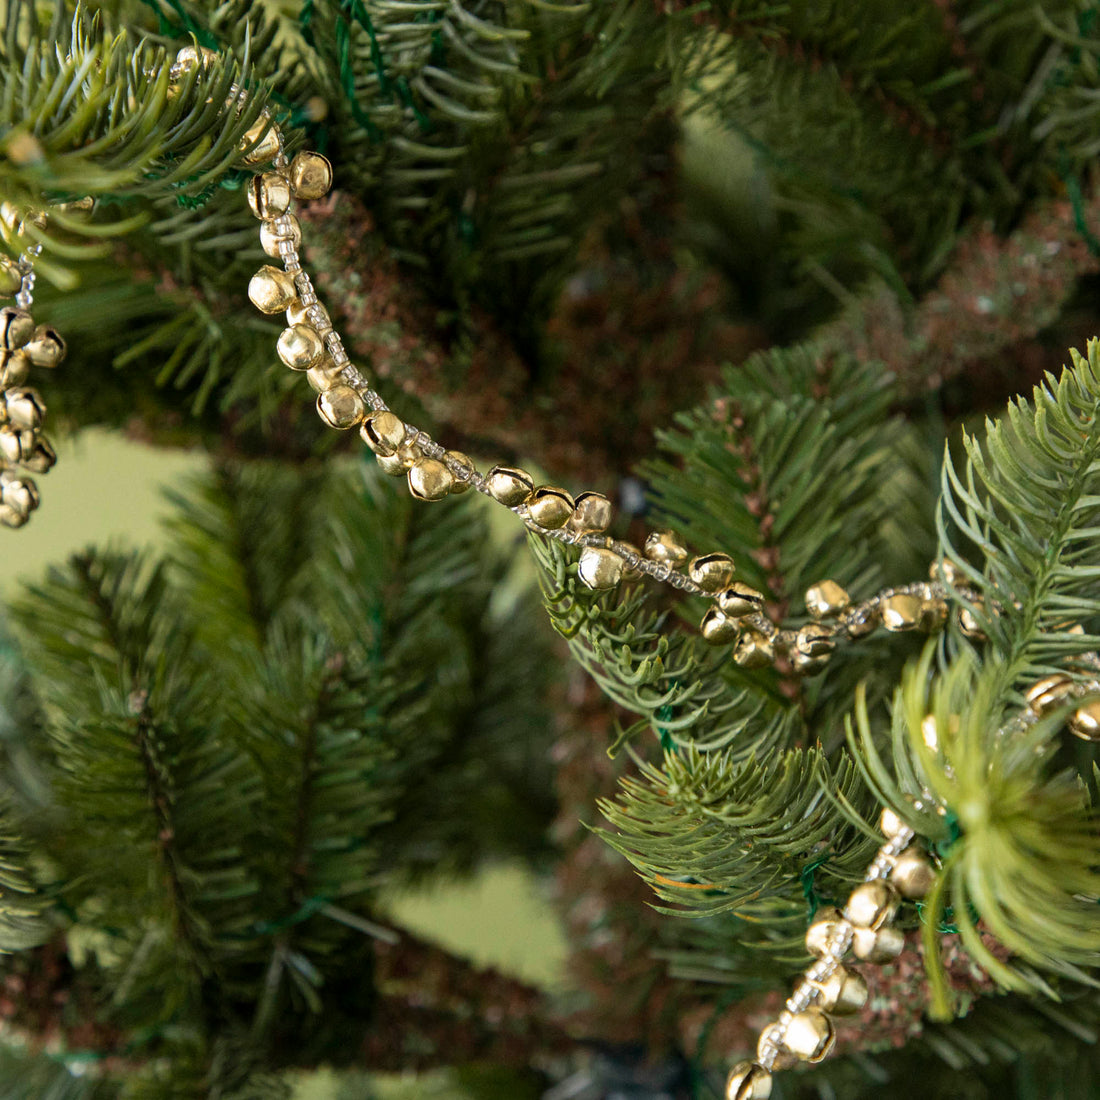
247, 172, 292, 219
756, 1023, 797, 1072
260, 214, 302, 258
734, 629, 773, 669
688, 552, 735, 592
289, 151, 334, 200
890, 847, 936, 898
316, 384, 365, 429
570, 491, 612, 533
1026, 674, 1075, 716
805, 580, 850, 619
239, 117, 281, 165
805, 907, 845, 957
724, 1061, 772, 1100
846, 880, 899, 929
881, 593, 922, 631
1068, 699, 1100, 741
527, 486, 575, 529
811, 964, 867, 1015
796, 623, 835, 658
851, 924, 905, 963
444, 450, 475, 494
644, 530, 689, 567
0, 307, 34, 350
701, 606, 738, 645
277, 324, 324, 371
578, 547, 624, 590
1, 387, 44, 431
844, 604, 878, 637
248, 266, 297, 314
718, 582, 766, 617
408, 458, 454, 501
486, 465, 534, 506
360, 411, 406, 456
784, 1008, 835, 1063
929, 559, 961, 586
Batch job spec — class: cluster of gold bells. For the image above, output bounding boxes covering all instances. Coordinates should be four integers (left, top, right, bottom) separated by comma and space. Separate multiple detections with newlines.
0, 234, 63, 527
5, 43, 1097, 1092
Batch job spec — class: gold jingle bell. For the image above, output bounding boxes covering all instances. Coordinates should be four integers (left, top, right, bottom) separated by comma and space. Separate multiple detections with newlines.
360, 410, 406, 456
784, 1007, 836, 1063
719, 582, 766, 617
1026, 674, 1076, 716
0, 307, 34, 350
881, 593, 922, 632
578, 547, 624, 591
0, 425, 34, 464
443, 451, 475, 494
408, 458, 454, 501
805, 580, 850, 619
287, 299, 328, 329
1, 387, 45, 431
812, 964, 868, 1015
277, 324, 324, 371
734, 629, 773, 669
260, 214, 302, 258
880, 806, 907, 838
0, 473, 39, 516
890, 847, 936, 899
24, 324, 65, 368
1068, 699, 1100, 741
958, 602, 987, 640
756, 1022, 797, 1072
247, 172, 292, 219
239, 117, 281, 165
0, 349, 29, 387
851, 924, 905, 963
289, 151, 334, 200
248, 266, 297, 314
845, 880, 899, 929
527, 486, 575, 529
376, 451, 408, 477
805, 906, 845, 957
701, 606, 739, 645
570, 491, 612, 534
645, 530, 689, 567
316, 384, 365, 429
796, 622, 835, 658
486, 465, 534, 506
307, 359, 344, 393
919, 596, 949, 632
725, 1061, 772, 1100
688, 552, 735, 593
0, 255, 21, 296
174, 44, 218, 72
21, 436, 55, 473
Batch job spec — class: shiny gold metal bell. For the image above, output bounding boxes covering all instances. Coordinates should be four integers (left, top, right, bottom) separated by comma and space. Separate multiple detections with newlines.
239, 117, 281, 166
890, 847, 936, 898
881, 593, 922, 631
0, 307, 33, 350
1068, 699, 1100, 741
1026, 674, 1076, 716
734, 629, 773, 669
724, 1061, 772, 1100
260, 214, 302, 258
645, 530, 689, 566
1, 387, 45, 431
718, 582, 766, 617
277, 324, 324, 371
578, 547, 624, 590
316, 384, 365, 429
570, 491, 612, 534
24, 324, 65, 368
408, 458, 454, 501
486, 465, 534, 506
527, 486, 575, 529
812, 964, 868, 1015
784, 1007, 835, 1063
688, 552, 735, 592
701, 606, 739, 645
248, 266, 297, 314
247, 172, 292, 219
845, 880, 899, 929
796, 623, 835, 658
360, 410, 406, 456
444, 451, 475, 493
805, 580, 850, 619
851, 924, 905, 963
805, 906, 845, 957
289, 152, 334, 200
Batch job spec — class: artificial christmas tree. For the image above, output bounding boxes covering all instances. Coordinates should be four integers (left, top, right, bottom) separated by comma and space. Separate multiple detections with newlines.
1, 1, 1100, 1097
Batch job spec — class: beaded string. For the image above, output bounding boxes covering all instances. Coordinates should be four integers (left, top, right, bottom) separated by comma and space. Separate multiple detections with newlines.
0, 207, 66, 528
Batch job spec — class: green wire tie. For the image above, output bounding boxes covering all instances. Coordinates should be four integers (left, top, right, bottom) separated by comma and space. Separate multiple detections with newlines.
800, 853, 837, 920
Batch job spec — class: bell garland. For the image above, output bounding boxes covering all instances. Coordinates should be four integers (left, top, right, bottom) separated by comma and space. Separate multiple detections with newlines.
7, 42, 1100, 1091
0, 221, 63, 528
